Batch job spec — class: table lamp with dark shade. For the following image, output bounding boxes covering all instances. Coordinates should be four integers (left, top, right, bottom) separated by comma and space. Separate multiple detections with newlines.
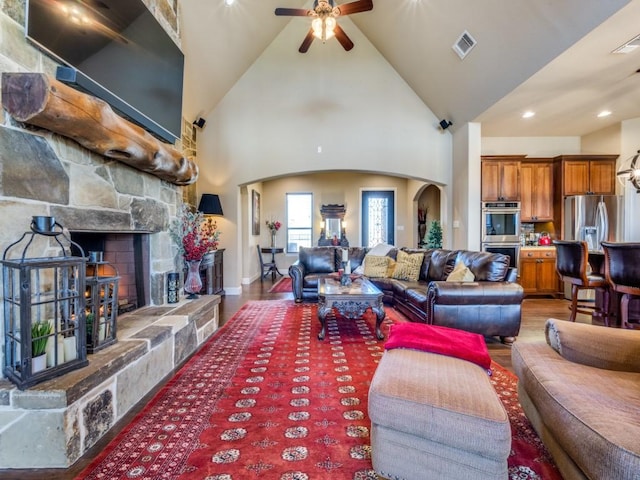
198, 194, 224, 216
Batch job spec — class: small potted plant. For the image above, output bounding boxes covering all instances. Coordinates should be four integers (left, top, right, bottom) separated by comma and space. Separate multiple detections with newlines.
31, 320, 52, 373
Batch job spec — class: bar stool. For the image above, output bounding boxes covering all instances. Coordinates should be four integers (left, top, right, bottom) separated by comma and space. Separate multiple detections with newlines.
602, 242, 640, 329
553, 240, 610, 324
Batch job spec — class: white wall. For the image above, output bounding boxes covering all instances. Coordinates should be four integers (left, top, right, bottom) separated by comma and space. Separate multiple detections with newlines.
481, 137, 581, 156
196, 18, 452, 289
581, 124, 622, 155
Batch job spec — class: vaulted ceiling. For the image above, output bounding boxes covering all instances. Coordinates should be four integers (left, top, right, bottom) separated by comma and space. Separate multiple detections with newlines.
179, 0, 640, 138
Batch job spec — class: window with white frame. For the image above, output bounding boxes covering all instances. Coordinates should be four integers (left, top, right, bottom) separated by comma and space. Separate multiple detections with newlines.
286, 193, 313, 253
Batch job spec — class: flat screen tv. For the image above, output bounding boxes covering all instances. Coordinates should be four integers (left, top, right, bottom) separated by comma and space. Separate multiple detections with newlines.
26, 0, 184, 144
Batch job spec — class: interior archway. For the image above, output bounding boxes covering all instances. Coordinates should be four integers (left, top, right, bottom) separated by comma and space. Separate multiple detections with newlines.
239, 170, 444, 283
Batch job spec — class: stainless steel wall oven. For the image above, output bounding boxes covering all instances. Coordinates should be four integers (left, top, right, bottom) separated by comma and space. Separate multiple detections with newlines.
482, 202, 521, 244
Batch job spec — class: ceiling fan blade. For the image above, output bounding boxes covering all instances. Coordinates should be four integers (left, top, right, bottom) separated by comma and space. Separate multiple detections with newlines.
336, 0, 373, 16
299, 29, 315, 53
334, 24, 354, 51
275, 7, 311, 16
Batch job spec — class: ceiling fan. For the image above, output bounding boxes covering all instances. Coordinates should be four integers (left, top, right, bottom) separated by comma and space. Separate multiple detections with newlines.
275, 0, 373, 53
617, 150, 640, 192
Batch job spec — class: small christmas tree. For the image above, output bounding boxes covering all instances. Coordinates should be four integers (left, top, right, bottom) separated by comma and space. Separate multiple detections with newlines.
426, 220, 443, 249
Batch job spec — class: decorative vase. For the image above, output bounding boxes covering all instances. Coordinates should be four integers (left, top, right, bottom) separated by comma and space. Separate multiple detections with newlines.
271, 230, 277, 248
418, 222, 427, 246
184, 259, 203, 299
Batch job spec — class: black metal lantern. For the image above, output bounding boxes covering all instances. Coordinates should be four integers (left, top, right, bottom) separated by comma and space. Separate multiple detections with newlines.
85, 254, 119, 353
2, 217, 88, 389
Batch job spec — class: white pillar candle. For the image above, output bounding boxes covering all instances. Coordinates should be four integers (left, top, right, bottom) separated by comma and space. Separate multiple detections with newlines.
46, 334, 65, 366
342, 248, 348, 262
99, 321, 106, 342
57, 335, 65, 364
63, 336, 77, 362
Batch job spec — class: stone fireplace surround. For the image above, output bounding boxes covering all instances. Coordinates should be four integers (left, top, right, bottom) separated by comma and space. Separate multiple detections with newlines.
0, 122, 222, 468
0, 0, 219, 469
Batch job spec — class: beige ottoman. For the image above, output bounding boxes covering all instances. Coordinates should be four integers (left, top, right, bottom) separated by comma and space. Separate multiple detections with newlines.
369, 348, 511, 480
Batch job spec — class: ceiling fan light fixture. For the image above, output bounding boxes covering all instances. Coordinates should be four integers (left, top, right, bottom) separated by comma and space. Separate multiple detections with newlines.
312, 17, 323, 39
312, 16, 336, 41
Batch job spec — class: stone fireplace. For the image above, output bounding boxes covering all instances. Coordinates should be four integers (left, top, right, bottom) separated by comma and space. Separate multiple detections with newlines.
0, 0, 222, 470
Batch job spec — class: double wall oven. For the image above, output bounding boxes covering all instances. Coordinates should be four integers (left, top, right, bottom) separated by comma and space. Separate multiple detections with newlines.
481, 201, 521, 269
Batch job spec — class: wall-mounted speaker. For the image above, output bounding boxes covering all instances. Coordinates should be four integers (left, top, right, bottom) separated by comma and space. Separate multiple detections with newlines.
193, 117, 206, 129
439, 119, 453, 130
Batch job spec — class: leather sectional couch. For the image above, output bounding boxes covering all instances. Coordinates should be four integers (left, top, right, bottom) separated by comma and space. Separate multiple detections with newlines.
288, 246, 523, 344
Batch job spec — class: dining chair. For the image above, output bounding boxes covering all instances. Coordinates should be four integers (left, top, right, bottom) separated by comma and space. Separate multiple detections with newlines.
553, 240, 610, 324
601, 241, 640, 329
257, 245, 277, 281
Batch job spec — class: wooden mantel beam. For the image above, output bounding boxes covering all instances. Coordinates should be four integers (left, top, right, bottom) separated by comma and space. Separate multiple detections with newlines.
1, 73, 198, 185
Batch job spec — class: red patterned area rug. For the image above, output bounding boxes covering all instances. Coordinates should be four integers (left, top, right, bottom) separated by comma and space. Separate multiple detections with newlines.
77, 300, 560, 480
267, 277, 292, 293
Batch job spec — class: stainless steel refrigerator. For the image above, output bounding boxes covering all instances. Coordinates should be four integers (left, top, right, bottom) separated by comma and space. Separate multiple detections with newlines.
564, 195, 624, 251
563, 195, 624, 300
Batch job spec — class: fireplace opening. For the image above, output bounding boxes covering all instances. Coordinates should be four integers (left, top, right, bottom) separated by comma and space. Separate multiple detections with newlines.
70, 232, 151, 314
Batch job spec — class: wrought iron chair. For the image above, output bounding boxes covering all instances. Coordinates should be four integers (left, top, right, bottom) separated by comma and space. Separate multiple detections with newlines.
553, 240, 610, 324
602, 241, 640, 329
257, 245, 277, 281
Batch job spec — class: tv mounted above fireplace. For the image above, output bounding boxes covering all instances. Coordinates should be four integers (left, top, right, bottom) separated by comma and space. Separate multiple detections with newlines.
26, 0, 184, 144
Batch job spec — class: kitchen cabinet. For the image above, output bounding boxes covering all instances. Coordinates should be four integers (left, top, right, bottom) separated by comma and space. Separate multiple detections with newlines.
521, 160, 554, 221
481, 157, 523, 201
557, 155, 618, 196
519, 248, 558, 295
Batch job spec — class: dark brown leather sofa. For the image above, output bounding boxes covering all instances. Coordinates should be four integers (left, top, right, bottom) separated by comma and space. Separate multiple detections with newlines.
288, 246, 523, 344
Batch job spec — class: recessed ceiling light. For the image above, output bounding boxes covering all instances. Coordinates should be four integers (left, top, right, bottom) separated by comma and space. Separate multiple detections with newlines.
522, 111, 535, 119
224, 0, 235, 5
597, 110, 612, 118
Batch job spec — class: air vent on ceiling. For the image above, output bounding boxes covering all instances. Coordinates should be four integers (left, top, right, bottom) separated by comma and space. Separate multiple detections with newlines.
612, 33, 640, 54
453, 30, 477, 59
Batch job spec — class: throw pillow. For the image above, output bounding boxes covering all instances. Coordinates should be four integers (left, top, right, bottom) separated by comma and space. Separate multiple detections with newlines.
446, 260, 476, 282
392, 250, 424, 282
363, 255, 390, 278
354, 243, 395, 275
386, 257, 397, 277
368, 243, 394, 257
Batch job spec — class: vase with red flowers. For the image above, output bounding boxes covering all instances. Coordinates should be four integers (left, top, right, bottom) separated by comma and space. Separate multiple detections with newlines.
265, 219, 281, 248
170, 204, 220, 299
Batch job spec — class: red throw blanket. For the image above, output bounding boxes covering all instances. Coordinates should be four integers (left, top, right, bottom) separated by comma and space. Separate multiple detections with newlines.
385, 322, 492, 372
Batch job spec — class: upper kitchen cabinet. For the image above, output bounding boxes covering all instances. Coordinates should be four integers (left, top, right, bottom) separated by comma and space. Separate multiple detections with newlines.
520, 159, 554, 222
555, 155, 618, 196
481, 156, 524, 201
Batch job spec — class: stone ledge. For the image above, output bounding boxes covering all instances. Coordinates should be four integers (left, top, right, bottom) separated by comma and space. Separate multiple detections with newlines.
0, 295, 221, 468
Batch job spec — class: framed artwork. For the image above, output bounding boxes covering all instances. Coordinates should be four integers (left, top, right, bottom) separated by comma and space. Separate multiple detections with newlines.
252, 190, 260, 235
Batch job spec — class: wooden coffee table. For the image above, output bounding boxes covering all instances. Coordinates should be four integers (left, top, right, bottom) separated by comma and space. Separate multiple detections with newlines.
317, 277, 385, 341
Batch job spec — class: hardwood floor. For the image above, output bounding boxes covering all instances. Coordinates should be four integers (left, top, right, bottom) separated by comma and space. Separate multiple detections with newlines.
0, 280, 595, 480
